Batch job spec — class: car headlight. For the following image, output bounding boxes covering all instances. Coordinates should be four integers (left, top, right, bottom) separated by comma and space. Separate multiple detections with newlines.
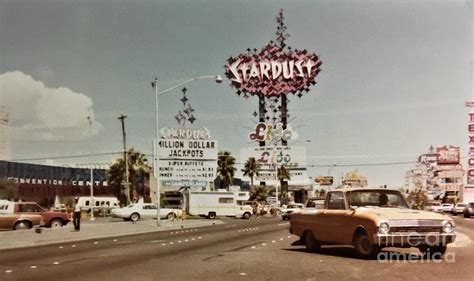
442, 221, 454, 233
379, 222, 390, 234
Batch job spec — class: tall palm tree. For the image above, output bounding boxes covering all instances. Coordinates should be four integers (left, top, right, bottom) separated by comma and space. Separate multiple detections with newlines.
217, 151, 236, 190
108, 148, 151, 205
277, 165, 291, 201
243, 157, 261, 187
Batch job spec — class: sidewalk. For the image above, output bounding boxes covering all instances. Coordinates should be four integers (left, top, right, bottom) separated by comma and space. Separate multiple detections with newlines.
0, 217, 224, 251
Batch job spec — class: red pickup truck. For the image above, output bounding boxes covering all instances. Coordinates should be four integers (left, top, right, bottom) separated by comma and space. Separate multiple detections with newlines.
0, 201, 70, 228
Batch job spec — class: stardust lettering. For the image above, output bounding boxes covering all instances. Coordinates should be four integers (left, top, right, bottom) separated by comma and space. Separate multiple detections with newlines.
228, 59, 317, 84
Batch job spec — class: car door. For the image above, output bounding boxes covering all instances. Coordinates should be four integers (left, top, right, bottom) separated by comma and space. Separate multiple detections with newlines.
318, 192, 353, 244
143, 204, 157, 218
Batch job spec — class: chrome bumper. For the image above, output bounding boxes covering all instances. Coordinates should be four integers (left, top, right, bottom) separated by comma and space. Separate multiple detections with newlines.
374, 232, 456, 247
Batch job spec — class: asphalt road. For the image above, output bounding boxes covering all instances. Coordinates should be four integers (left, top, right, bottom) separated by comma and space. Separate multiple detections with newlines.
0, 216, 473, 281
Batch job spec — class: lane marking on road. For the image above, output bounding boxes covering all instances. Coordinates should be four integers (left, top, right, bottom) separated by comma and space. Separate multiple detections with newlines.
278, 223, 289, 226
5, 270, 12, 273
93, 242, 98, 244
239, 273, 247, 276
251, 246, 256, 249
170, 242, 174, 245
116, 241, 133, 244
71, 245, 76, 248
170, 232, 174, 234
287, 236, 292, 238
161, 243, 166, 246
280, 238, 284, 241
150, 240, 164, 243
198, 237, 202, 239
30, 266, 37, 269
271, 240, 276, 243
178, 241, 182, 243
53, 262, 60, 265
59, 246, 64, 249
261, 243, 267, 246
185, 239, 189, 242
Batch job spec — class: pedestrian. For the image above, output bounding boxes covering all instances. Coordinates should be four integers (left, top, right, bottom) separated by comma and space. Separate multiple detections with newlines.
73, 197, 81, 231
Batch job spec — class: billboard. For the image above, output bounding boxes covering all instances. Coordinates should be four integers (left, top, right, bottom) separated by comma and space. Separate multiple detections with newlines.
240, 146, 308, 183
157, 139, 218, 182
436, 146, 460, 165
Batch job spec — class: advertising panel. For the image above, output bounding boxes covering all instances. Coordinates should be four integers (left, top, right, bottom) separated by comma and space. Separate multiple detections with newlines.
436, 146, 460, 165
240, 146, 307, 183
157, 139, 218, 182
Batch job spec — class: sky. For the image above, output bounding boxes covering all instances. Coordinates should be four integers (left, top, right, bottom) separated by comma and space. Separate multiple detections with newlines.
0, 0, 472, 187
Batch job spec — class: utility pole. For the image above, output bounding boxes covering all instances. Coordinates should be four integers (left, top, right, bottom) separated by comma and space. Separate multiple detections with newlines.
118, 114, 130, 205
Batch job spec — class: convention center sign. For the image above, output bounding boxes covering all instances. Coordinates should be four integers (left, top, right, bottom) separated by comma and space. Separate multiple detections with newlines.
0, 161, 108, 187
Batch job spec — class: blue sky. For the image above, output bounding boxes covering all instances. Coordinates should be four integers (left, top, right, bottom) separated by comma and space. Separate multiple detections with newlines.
0, 0, 472, 187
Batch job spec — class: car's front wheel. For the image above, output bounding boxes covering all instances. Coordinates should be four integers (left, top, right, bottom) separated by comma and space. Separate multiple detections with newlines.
464, 211, 471, 218
353, 231, 380, 259
166, 212, 176, 220
130, 213, 140, 222
242, 212, 251, 219
49, 219, 63, 228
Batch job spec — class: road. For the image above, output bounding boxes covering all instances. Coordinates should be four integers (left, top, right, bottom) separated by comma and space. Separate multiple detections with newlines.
0, 216, 473, 281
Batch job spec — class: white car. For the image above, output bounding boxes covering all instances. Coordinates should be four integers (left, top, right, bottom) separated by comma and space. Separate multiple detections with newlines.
110, 203, 183, 222
452, 203, 467, 215
425, 202, 443, 213
281, 203, 304, 220
441, 203, 454, 213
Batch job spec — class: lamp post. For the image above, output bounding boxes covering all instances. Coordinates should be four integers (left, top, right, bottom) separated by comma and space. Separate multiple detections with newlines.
77, 163, 109, 221
151, 75, 222, 226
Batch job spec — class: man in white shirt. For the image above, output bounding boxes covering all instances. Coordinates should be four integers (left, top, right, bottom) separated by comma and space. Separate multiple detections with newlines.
73, 197, 81, 231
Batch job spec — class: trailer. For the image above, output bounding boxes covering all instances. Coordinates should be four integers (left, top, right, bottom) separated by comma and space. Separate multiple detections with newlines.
186, 190, 253, 219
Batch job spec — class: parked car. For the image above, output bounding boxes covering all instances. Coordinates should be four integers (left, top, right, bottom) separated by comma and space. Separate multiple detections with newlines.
110, 203, 183, 222
281, 203, 304, 220
0, 213, 43, 231
425, 202, 443, 213
463, 202, 474, 218
0, 201, 70, 228
440, 203, 454, 213
451, 203, 467, 215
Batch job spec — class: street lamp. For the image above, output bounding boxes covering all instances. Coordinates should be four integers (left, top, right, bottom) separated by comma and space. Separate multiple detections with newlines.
151, 75, 222, 226
77, 163, 109, 221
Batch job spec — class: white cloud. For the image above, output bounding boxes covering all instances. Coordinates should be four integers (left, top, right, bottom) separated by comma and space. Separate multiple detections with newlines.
0, 71, 103, 141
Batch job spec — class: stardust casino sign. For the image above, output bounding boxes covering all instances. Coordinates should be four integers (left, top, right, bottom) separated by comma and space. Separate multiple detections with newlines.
224, 44, 322, 97
158, 127, 218, 183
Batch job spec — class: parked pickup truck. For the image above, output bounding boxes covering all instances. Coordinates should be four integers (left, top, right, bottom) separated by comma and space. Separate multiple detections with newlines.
289, 188, 456, 259
0, 201, 70, 228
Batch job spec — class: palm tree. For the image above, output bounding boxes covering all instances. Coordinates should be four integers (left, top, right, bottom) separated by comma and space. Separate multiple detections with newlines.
217, 151, 236, 190
277, 165, 291, 202
249, 185, 272, 203
108, 148, 151, 205
243, 157, 261, 187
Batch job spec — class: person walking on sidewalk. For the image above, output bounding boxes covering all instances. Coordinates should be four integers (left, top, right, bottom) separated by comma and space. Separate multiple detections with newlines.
73, 197, 81, 231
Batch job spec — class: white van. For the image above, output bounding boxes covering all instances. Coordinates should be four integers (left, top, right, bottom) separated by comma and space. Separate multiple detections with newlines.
76, 196, 120, 211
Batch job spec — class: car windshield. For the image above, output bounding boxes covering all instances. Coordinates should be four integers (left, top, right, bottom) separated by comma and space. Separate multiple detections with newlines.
348, 190, 409, 208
